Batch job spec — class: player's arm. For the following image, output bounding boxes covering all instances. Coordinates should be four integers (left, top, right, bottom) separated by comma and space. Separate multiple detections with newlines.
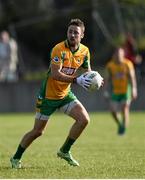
128, 64, 137, 100
51, 63, 74, 83
50, 47, 76, 83
51, 63, 91, 90
51, 57, 91, 82
51, 46, 92, 89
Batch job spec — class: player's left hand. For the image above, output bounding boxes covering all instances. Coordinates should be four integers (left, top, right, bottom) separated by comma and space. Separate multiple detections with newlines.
75, 74, 92, 90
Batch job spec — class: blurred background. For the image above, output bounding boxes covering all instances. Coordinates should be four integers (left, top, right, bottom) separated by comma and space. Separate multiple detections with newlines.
0, 0, 145, 112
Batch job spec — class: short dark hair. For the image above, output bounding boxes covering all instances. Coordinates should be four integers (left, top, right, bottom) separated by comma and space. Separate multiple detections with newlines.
68, 18, 85, 32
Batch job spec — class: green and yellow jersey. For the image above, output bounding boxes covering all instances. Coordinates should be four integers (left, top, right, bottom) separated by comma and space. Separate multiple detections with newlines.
106, 58, 134, 94
39, 40, 90, 100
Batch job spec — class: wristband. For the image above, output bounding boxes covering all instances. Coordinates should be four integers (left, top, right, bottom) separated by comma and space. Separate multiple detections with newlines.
73, 77, 77, 83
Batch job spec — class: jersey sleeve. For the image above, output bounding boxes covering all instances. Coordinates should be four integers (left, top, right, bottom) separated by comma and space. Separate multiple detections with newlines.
127, 60, 134, 70
126, 59, 135, 75
50, 45, 62, 66
81, 48, 90, 69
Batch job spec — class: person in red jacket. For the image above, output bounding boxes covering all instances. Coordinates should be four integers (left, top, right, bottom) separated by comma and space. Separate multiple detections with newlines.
123, 33, 142, 79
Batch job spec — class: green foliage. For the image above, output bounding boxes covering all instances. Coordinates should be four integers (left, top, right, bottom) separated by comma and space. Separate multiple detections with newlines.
138, 36, 145, 49
0, 112, 145, 178
120, 0, 145, 5
112, 33, 126, 47
1, 0, 145, 72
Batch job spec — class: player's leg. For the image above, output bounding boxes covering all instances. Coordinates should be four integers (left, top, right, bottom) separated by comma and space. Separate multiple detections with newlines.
110, 101, 121, 126
20, 117, 48, 149
121, 101, 131, 128
120, 88, 132, 134
110, 100, 126, 135
109, 93, 127, 135
66, 101, 90, 139
10, 95, 55, 169
116, 101, 130, 135
109, 93, 121, 126
57, 99, 90, 166
10, 114, 49, 168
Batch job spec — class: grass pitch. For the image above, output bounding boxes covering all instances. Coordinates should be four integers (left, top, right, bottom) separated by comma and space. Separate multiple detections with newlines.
0, 111, 145, 179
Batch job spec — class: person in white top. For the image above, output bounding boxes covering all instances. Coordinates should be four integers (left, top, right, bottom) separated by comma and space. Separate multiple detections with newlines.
0, 30, 18, 81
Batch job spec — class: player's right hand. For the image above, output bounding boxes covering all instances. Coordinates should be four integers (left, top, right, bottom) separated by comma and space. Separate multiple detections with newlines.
76, 74, 92, 90
132, 87, 137, 100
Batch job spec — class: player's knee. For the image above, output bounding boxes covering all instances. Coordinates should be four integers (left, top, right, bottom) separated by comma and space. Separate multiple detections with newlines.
85, 116, 90, 125
79, 116, 90, 127
32, 130, 44, 138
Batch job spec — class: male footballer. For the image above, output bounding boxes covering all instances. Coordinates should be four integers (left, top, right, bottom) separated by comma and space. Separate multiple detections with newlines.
104, 47, 137, 135
10, 18, 100, 168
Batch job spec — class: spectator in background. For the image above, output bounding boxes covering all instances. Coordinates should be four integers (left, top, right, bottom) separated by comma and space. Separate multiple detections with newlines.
123, 33, 142, 79
123, 33, 137, 65
104, 47, 137, 135
0, 30, 18, 82
0, 31, 11, 81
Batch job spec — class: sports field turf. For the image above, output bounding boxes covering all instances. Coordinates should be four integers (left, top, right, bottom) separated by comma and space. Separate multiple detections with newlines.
0, 112, 145, 179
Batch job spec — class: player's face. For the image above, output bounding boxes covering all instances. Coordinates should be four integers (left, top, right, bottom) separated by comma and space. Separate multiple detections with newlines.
115, 48, 125, 63
67, 25, 84, 47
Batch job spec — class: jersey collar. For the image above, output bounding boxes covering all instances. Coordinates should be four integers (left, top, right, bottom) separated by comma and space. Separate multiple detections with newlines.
64, 39, 80, 54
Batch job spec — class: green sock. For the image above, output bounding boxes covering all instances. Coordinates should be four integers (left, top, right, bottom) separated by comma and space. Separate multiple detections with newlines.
13, 144, 25, 160
60, 137, 75, 153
